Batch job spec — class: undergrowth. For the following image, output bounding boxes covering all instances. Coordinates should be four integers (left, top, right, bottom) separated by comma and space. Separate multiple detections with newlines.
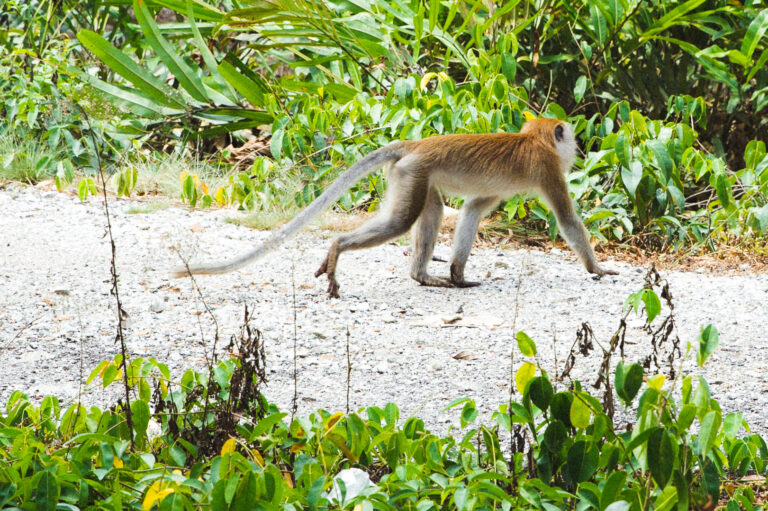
1, 270, 766, 510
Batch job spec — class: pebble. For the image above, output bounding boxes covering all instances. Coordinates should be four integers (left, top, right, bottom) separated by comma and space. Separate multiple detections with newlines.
0, 183, 766, 437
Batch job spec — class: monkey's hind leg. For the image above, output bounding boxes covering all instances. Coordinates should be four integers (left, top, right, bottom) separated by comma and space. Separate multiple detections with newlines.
315, 172, 429, 297
410, 186, 452, 287
449, 196, 499, 287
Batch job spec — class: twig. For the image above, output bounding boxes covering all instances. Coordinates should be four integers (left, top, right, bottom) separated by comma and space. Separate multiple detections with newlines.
345, 326, 351, 415
290, 252, 299, 420
77, 104, 134, 449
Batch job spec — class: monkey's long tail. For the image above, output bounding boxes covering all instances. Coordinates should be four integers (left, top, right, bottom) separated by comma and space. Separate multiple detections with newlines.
171, 142, 406, 278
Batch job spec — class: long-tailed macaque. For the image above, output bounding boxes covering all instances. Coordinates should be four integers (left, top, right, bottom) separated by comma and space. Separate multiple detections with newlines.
173, 118, 617, 297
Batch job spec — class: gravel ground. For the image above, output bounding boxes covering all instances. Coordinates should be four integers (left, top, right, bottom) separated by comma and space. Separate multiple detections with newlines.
1, 184, 767, 436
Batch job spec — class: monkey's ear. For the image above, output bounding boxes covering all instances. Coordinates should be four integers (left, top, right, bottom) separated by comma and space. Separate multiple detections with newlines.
554, 124, 565, 142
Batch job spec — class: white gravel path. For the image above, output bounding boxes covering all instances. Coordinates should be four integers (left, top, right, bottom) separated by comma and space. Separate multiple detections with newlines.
1, 184, 767, 436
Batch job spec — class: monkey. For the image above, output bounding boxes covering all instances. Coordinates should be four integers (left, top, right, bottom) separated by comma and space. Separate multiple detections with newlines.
172, 118, 617, 297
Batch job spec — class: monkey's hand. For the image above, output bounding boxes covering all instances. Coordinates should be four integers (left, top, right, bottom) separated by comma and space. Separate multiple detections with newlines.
591, 266, 618, 278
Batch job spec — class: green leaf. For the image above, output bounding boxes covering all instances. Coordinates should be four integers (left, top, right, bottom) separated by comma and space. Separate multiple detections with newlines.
501, 53, 516, 82
134, 0, 209, 103
615, 133, 631, 169
152, 0, 224, 21
698, 410, 722, 457
641, 289, 661, 323
600, 471, 627, 509
77, 30, 185, 109
565, 440, 598, 484
159, 492, 186, 511
270, 127, 284, 159
570, 394, 591, 429
217, 56, 268, 107
36, 469, 60, 511
131, 400, 151, 441
741, 9, 768, 59
76, 71, 180, 116
574, 75, 587, 103
648, 140, 674, 180
696, 324, 719, 367
673, 470, 689, 511
543, 420, 567, 453
516, 331, 537, 357
550, 392, 573, 427
615, 362, 643, 405
749, 204, 768, 233
621, 161, 643, 198
648, 428, 675, 488
460, 401, 478, 428
714, 173, 732, 208
527, 376, 553, 412
654, 485, 678, 511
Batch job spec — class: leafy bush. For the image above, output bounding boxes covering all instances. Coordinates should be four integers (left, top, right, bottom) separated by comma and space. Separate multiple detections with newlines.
1, 281, 766, 510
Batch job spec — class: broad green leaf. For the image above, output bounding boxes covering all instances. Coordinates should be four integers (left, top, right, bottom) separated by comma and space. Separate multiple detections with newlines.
698, 410, 722, 457
516, 331, 536, 357
565, 440, 598, 484
543, 420, 567, 453
601, 471, 627, 510
648, 140, 674, 180
527, 376, 553, 411
515, 362, 536, 394
654, 485, 678, 511
131, 399, 151, 441
621, 161, 643, 197
460, 401, 478, 428
741, 9, 768, 59
615, 133, 631, 169
641, 288, 661, 323
570, 394, 591, 429
501, 53, 516, 82
673, 470, 689, 511
159, 492, 185, 511
696, 324, 719, 367
574, 75, 587, 103
270, 127, 284, 159
550, 392, 573, 427
36, 469, 60, 511
77, 30, 185, 109
723, 412, 743, 440
714, 173, 732, 208
616, 362, 643, 405
749, 204, 768, 233
648, 428, 675, 487
134, 0, 209, 103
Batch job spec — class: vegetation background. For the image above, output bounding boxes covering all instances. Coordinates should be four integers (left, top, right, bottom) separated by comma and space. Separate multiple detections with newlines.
1, 0, 767, 509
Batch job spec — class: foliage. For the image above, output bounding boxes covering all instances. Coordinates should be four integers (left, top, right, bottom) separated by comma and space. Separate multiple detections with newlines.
1, 284, 767, 510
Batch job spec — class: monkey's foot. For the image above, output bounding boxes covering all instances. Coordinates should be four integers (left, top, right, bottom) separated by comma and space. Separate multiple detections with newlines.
452, 279, 481, 288
449, 263, 481, 288
413, 275, 454, 287
326, 275, 340, 298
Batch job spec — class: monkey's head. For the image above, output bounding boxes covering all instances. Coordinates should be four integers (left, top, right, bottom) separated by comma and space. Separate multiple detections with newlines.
521, 118, 577, 172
